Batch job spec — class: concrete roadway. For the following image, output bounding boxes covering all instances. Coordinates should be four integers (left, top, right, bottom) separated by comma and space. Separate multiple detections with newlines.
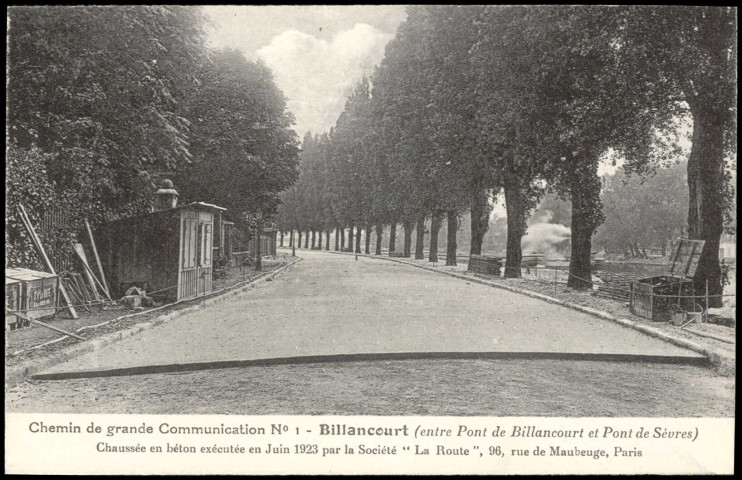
38, 249, 702, 379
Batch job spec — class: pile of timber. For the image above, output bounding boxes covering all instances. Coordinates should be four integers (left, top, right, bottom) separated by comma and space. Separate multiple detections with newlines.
592, 270, 640, 301
11, 206, 115, 339
468, 255, 502, 276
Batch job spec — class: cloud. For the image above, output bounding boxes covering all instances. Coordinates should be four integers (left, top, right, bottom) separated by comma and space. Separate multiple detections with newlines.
257, 23, 393, 136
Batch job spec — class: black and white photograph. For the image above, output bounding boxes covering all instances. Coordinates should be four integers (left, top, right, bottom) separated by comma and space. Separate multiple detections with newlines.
5, 5, 736, 475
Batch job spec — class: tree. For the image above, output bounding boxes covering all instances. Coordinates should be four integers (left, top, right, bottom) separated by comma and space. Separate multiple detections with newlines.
527, 7, 680, 289
617, 6, 736, 305
6, 6, 208, 268
473, 6, 679, 287
7, 6, 207, 219
176, 49, 300, 228
424, 6, 500, 259
471, 6, 548, 277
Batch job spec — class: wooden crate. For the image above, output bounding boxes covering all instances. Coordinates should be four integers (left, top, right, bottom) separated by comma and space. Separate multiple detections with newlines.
5, 277, 22, 329
468, 255, 502, 276
630, 276, 696, 322
5, 268, 59, 322
629, 239, 704, 322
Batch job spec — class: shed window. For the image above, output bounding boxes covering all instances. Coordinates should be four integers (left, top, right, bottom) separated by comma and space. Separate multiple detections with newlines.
182, 218, 197, 269
204, 224, 212, 266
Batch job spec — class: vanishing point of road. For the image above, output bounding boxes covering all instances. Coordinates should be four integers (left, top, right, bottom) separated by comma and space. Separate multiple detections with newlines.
5, 250, 734, 416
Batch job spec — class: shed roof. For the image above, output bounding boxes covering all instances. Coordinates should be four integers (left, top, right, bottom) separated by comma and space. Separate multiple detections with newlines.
102, 201, 227, 229
183, 202, 227, 212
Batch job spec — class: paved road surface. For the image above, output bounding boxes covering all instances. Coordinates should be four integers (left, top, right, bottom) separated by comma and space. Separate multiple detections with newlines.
7, 251, 733, 416
39, 250, 700, 377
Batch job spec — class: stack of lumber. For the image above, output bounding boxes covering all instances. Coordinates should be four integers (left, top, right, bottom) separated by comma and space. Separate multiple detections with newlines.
592, 270, 639, 301
468, 255, 502, 276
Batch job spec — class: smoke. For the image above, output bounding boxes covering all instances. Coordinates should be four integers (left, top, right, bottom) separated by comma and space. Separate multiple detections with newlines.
522, 210, 571, 260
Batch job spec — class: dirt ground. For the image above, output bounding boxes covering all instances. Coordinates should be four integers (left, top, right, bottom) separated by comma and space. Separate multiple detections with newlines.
5, 359, 734, 417
5, 259, 287, 366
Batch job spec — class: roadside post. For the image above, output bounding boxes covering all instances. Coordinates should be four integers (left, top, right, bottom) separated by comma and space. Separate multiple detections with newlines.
255, 210, 263, 272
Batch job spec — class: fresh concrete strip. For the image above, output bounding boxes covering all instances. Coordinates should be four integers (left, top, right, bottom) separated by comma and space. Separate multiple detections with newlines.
5, 258, 302, 386
31, 351, 709, 381
319, 249, 732, 374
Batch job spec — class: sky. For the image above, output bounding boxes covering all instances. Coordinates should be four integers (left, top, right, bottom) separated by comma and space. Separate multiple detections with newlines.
202, 5, 407, 138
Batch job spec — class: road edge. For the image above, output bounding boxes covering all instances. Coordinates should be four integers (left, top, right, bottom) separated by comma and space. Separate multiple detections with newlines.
314, 249, 734, 376
5, 257, 303, 386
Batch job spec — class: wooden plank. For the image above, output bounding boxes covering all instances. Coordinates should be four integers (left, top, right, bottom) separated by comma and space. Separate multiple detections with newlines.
669, 239, 705, 278
85, 219, 111, 299
683, 242, 697, 277
17, 205, 78, 319
71, 243, 112, 301
5, 308, 85, 340
72, 273, 92, 303
73, 243, 102, 301
63, 278, 90, 313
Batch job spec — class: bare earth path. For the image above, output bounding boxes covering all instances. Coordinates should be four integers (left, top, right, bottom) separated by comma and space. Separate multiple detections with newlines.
6, 250, 733, 416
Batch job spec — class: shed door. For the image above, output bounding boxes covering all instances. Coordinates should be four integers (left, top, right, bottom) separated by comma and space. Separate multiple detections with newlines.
179, 212, 199, 300
196, 212, 213, 296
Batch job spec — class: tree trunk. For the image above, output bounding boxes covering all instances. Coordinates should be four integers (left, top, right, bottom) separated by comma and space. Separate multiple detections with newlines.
388, 221, 397, 254
317, 228, 322, 250
503, 184, 526, 278
289, 230, 294, 248
445, 211, 458, 266
297, 230, 302, 249
403, 220, 413, 258
567, 169, 602, 290
311, 229, 316, 249
348, 224, 354, 252
414, 215, 425, 259
429, 211, 442, 262
470, 186, 491, 256
686, 100, 725, 307
354, 225, 361, 253
335, 226, 340, 251
326, 229, 330, 251
280, 231, 284, 247
304, 230, 309, 249
365, 224, 371, 254
375, 224, 383, 255
340, 227, 345, 250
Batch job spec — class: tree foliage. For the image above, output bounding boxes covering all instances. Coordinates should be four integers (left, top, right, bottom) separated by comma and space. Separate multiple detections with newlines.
596, 162, 689, 255
175, 49, 299, 225
7, 6, 300, 269
279, 5, 734, 298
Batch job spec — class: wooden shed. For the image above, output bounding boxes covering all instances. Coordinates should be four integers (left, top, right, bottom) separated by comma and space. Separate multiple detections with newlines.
96, 201, 226, 302
248, 227, 278, 258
